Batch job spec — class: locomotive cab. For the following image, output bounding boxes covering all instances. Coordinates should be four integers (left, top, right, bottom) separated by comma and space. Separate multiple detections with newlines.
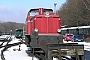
30, 8, 53, 15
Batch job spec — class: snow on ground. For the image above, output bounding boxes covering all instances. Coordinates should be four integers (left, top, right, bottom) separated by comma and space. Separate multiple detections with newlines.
0, 36, 39, 60
0, 36, 90, 60
0, 36, 60, 60
4, 44, 39, 60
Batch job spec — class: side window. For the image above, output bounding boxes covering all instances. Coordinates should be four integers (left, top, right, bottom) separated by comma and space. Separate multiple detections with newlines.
44, 11, 53, 15
30, 11, 39, 16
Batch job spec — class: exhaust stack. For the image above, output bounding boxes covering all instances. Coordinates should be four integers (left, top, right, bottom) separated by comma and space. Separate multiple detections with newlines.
54, 2, 57, 14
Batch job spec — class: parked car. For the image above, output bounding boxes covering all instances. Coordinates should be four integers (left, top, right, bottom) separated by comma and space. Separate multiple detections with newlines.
0, 33, 11, 40
64, 33, 74, 41
71, 35, 84, 42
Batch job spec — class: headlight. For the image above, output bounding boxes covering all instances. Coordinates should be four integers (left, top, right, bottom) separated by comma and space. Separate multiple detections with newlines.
57, 29, 61, 32
34, 28, 38, 32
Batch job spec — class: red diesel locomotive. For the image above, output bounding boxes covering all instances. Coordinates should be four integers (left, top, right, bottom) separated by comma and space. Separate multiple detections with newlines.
25, 8, 63, 51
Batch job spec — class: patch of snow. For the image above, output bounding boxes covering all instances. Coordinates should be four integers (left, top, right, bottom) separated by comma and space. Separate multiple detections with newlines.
4, 51, 38, 60
0, 38, 39, 60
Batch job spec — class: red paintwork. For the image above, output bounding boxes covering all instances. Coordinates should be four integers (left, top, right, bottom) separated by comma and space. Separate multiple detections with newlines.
39, 8, 44, 15
26, 8, 61, 35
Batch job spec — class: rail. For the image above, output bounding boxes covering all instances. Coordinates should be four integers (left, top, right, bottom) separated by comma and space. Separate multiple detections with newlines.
1, 36, 11, 60
0, 37, 25, 60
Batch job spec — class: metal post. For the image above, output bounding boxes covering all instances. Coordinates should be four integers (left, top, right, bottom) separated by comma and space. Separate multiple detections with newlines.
75, 49, 79, 60
45, 52, 47, 60
18, 44, 21, 51
10, 30, 12, 36
48, 48, 51, 60
59, 45, 62, 60
47, 45, 52, 60
32, 48, 34, 60
23, 27, 24, 36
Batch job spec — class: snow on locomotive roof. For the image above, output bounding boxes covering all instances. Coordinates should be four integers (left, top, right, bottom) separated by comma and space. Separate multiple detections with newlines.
61, 25, 90, 30
29, 8, 53, 12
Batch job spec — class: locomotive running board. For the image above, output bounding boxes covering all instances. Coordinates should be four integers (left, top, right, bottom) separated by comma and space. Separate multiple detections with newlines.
47, 43, 84, 60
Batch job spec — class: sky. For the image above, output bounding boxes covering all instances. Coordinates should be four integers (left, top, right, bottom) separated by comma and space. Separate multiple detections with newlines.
0, 0, 66, 23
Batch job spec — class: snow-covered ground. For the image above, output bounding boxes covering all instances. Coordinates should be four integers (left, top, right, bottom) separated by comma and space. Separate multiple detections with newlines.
0, 36, 39, 60
0, 36, 90, 60
0, 36, 60, 60
4, 44, 39, 60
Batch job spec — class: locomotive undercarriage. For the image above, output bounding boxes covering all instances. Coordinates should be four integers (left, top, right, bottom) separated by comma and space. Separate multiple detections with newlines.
25, 32, 84, 60
25, 32, 63, 60
25, 33, 63, 52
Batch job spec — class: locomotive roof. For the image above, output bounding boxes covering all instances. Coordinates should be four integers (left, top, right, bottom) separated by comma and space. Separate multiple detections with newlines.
29, 8, 53, 12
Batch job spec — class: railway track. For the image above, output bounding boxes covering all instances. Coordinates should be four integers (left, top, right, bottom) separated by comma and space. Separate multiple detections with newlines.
0, 37, 41, 60
0, 36, 85, 60
0, 37, 24, 60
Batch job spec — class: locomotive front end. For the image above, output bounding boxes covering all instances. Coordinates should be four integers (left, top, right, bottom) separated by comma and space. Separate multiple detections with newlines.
25, 8, 63, 52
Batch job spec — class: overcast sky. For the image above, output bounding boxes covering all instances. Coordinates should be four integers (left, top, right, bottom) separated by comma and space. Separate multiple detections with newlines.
0, 0, 66, 23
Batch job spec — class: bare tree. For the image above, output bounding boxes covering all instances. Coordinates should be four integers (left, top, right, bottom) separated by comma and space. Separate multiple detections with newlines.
0, 21, 25, 34
57, 0, 90, 26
